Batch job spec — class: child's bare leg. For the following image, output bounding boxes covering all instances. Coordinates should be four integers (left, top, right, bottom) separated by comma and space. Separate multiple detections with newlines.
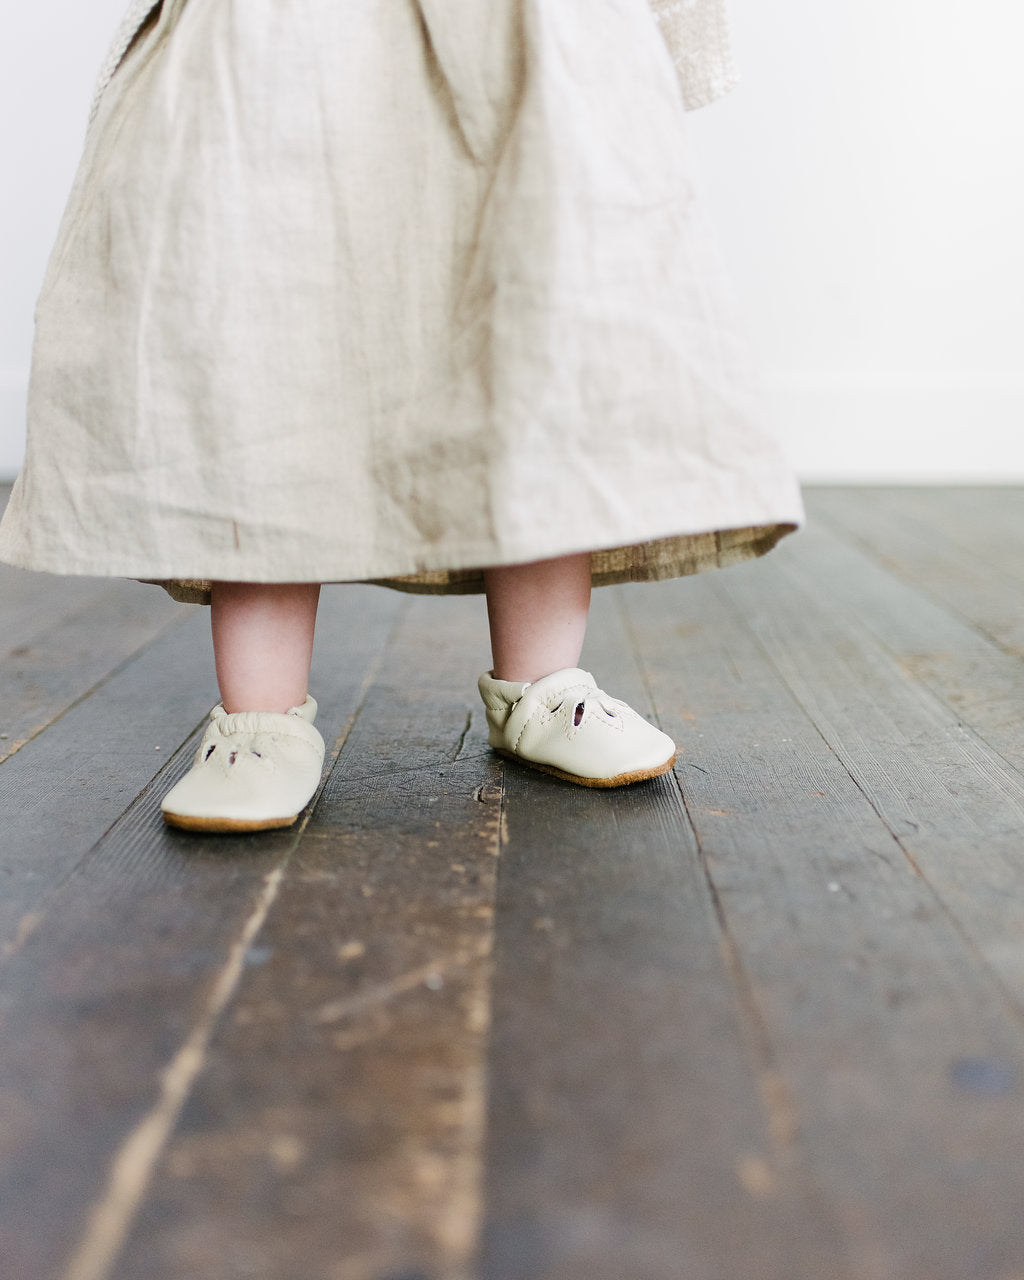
162, 581, 324, 832
211, 582, 320, 712
479, 552, 675, 785
484, 553, 591, 681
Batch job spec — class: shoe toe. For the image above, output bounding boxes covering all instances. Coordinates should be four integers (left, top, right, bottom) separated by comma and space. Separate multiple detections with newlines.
161, 706, 325, 831
480, 667, 676, 786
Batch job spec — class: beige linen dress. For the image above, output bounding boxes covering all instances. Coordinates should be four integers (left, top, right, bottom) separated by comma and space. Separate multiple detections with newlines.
0, 0, 802, 602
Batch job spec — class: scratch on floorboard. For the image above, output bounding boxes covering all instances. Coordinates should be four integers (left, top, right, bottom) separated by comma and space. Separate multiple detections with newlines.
454, 708, 474, 760
1, 911, 44, 959
60, 865, 287, 1280
670, 769, 803, 1161
312, 943, 492, 1028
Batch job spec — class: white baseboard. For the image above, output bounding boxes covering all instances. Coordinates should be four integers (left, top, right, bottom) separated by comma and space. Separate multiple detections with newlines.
766, 373, 1024, 483
3, 368, 1024, 485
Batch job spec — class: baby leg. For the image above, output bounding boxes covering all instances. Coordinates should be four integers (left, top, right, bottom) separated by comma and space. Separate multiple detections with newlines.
480, 554, 675, 786
211, 581, 320, 712
483, 553, 591, 683
161, 582, 324, 832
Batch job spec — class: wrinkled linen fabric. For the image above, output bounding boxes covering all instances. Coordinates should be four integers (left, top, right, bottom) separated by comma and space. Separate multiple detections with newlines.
650, 0, 738, 108
90, 0, 739, 121
0, 0, 802, 602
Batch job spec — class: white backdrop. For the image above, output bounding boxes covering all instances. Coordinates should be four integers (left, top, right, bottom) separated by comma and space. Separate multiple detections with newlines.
2, 0, 1023, 481
689, 0, 1024, 481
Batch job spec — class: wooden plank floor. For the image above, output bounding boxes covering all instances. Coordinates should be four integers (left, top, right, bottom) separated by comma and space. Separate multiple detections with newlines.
3, 486, 1024, 1280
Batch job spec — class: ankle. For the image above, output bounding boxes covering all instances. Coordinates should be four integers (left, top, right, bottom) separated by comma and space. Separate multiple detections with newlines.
220, 690, 309, 715
491, 663, 575, 684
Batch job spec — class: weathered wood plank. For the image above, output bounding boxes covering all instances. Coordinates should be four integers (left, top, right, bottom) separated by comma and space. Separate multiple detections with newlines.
7, 488, 1024, 1280
814, 485, 1024, 566
0, 493, 184, 698
727, 538, 1024, 939
0, 579, 187, 766
784, 506, 1024, 761
108, 593, 499, 1280
806, 486, 1024, 656
479, 589, 849, 1280
0, 477, 189, 765
0, 606, 219, 952
0, 567, 130, 655
624, 556, 1024, 1280
0, 585, 401, 1280
765, 519, 1024, 986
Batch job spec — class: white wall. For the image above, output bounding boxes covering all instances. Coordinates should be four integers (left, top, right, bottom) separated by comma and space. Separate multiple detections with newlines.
689, 0, 1024, 480
1, 0, 130, 479
2, 0, 1024, 481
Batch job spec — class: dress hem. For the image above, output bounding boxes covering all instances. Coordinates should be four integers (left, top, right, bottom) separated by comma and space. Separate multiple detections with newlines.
0, 513, 802, 604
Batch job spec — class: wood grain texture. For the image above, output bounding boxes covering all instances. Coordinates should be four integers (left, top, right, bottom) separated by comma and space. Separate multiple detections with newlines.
0, 578, 187, 766
480, 589, 848, 1280
623, 550, 1024, 1280
5, 490, 1024, 1280
0, 585, 401, 1280
787, 507, 1024, 989
108, 593, 498, 1280
806, 486, 1024, 656
795, 507, 1024, 757
0, 607, 219, 951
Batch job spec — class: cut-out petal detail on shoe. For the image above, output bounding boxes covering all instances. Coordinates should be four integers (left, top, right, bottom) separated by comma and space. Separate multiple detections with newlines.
161, 696, 325, 833
478, 668, 675, 788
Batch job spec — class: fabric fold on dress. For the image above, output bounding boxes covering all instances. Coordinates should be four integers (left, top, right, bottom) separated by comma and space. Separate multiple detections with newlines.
0, 0, 801, 601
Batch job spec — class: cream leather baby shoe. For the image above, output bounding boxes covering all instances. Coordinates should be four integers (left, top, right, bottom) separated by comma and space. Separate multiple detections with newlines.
478, 668, 676, 787
161, 696, 326, 832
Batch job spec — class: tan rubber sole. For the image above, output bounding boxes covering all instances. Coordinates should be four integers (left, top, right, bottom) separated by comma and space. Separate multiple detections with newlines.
162, 748, 677, 830
495, 749, 676, 788
162, 811, 299, 833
